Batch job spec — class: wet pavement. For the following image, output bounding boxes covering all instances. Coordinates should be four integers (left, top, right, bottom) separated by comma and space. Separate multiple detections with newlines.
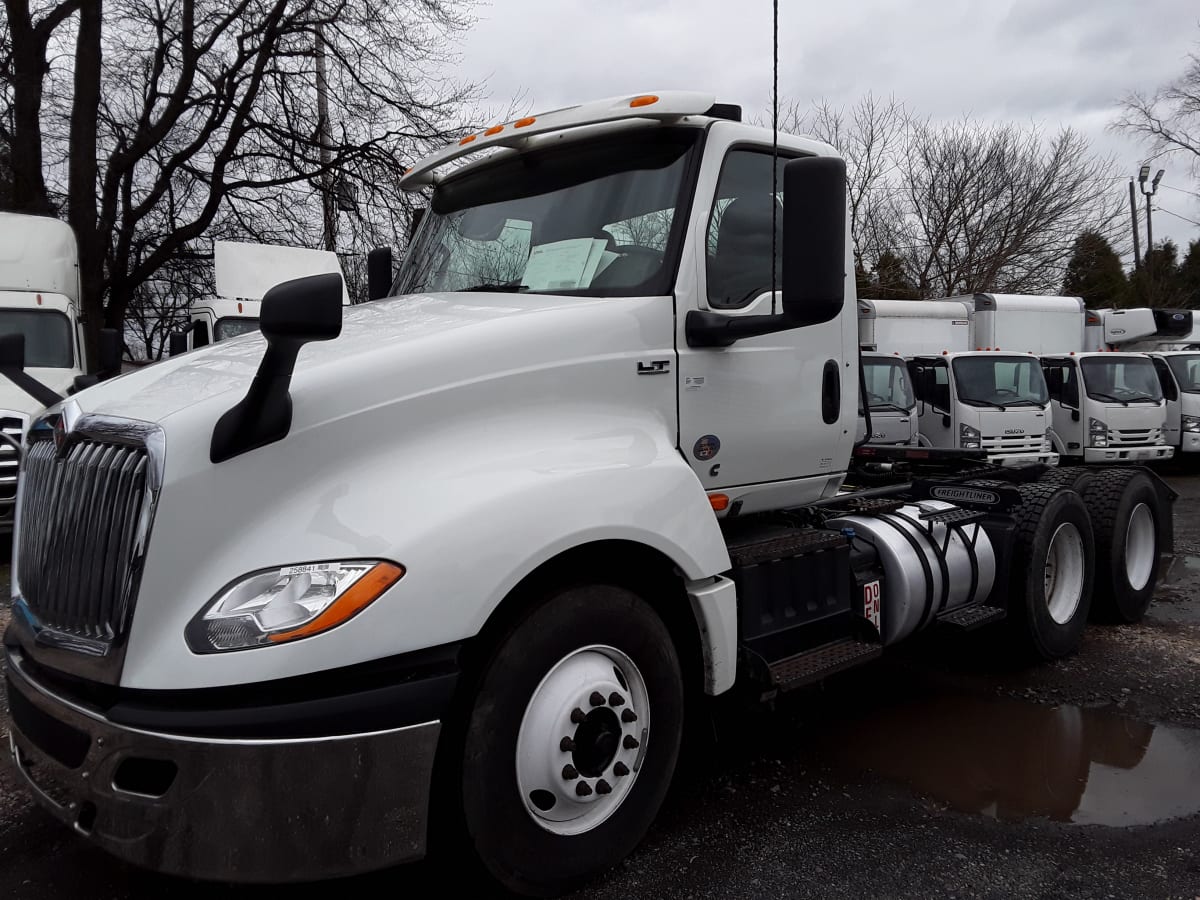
3, 474, 1200, 898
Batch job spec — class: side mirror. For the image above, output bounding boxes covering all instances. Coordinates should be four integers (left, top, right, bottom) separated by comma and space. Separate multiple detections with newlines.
211, 273, 343, 463
367, 246, 394, 302
1045, 368, 1063, 394
941, 414, 952, 429
781, 156, 847, 325
97, 328, 122, 378
168, 331, 189, 357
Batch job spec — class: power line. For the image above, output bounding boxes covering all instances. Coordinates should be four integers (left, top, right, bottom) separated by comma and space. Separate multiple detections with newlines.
1160, 183, 1200, 200
1155, 206, 1200, 229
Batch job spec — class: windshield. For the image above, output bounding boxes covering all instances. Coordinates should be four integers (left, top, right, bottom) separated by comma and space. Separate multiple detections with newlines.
863, 358, 914, 411
951, 356, 1049, 407
395, 129, 699, 298
1080, 357, 1163, 403
0, 309, 73, 368
214, 317, 261, 341
1166, 354, 1200, 393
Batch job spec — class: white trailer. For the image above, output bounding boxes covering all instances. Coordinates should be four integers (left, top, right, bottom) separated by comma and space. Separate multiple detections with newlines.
4, 91, 1177, 897
859, 298, 1057, 466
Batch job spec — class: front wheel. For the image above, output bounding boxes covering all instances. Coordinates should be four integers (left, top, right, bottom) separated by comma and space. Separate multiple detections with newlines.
459, 585, 683, 896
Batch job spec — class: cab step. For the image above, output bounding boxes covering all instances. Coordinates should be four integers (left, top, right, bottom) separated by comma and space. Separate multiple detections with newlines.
937, 604, 1006, 631
767, 637, 882, 691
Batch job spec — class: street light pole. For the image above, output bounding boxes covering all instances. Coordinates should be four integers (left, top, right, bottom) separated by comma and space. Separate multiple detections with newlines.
1128, 178, 1141, 271
1138, 165, 1164, 268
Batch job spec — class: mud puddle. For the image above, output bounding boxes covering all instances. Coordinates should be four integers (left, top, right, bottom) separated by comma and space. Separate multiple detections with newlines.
814, 692, 1200, 826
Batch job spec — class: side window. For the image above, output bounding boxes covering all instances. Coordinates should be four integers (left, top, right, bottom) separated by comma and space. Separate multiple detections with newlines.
1151, 358, 1178, 401
706, 149, 788, 309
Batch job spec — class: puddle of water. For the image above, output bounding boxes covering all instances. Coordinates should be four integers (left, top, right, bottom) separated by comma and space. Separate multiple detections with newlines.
814, 693, 1200, 826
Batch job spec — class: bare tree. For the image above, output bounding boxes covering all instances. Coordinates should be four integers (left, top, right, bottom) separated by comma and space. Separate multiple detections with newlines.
1, 0, 478, 359
1115, 48, 1200, 177
885, 119, 1124, 297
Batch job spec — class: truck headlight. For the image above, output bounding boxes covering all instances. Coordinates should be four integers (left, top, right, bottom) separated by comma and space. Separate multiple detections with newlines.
186, 560, 404, 653
1184, 415, 1200, 434
1041, 436, 1053, 453
1088, 417, 1109, 448
959, 423, 981, 449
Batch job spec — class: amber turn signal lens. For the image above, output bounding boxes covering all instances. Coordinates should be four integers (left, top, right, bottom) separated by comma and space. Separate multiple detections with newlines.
268, 562, 405, 643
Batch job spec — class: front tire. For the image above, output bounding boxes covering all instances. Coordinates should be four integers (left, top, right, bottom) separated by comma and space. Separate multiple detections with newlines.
459, 585, 683, 896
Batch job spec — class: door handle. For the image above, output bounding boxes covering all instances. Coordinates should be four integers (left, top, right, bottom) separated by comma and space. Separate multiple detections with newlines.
821, 360, 840, 425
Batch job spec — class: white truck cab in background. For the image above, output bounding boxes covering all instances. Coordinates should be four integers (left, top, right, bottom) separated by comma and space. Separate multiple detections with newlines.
183, 241, 350, 348
859, 297, 1057, 466
0, 212, 88, 530
857, 351, 917, 445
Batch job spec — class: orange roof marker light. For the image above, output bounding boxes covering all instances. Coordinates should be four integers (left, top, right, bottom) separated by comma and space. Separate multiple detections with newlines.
708, 493, 730, 512
514, 116, 537, 128
484, 125, 504, 136
630, 94, 660, 108
459, 134, 477, 146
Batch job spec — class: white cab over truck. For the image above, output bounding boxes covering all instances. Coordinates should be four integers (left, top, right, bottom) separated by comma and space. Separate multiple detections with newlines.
859, 297, 1057, 466
177, 241, 350, 350
857, 351, 918, 445
4, 92, 1178, 896
0, 212, 123, 531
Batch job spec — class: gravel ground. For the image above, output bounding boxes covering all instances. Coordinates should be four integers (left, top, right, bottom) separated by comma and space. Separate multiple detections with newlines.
3, 474, 1200, 899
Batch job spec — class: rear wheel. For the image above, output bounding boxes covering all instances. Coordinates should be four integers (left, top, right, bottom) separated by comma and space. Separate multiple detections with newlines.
1007, 483, 1095, 660
1079, 469, 1163, 623
458, 585, 683, 896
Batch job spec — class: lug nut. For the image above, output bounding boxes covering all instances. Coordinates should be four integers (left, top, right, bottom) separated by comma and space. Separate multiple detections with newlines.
613, 761, 630, 777
621, 709, 638, 723
608, 692, 625, 707
576, 781, 593, 797
596, 779, 612, 795
570, 707, 587, 724
562, 764, 579, 780
560, 737, 576, 752
589, 691, 605, 707
623, 735, 639, 750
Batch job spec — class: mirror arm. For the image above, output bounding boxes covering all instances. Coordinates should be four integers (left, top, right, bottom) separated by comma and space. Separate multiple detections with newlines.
0, 367, 65, 408
685, 309, 804, 348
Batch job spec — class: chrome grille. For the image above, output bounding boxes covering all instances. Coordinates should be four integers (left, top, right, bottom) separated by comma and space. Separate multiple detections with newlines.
17, 437, 151, 641
0, 414, 24, 516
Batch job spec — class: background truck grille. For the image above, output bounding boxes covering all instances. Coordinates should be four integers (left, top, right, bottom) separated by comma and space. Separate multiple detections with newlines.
982, 435, 1043, 454
17, 437, 151, 641
1111, 428, 1159, 446
0, 415, 24, 517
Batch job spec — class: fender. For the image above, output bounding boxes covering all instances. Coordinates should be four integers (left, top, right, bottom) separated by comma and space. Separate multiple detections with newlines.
119, 398, 731, 691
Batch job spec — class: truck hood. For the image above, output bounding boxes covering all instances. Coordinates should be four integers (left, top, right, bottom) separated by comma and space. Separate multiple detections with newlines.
0, 368, 79, 419
63, 291, 665, 429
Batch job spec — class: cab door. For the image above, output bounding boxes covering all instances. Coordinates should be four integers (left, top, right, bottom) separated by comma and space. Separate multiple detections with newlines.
675, 133, 856, 505
1042, 357, 1083, 455
1151, 356, 1181, 446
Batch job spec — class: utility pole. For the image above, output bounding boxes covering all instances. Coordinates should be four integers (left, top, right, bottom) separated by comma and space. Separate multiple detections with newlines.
1128, 178, 1141, 271
315, 23, 336, 252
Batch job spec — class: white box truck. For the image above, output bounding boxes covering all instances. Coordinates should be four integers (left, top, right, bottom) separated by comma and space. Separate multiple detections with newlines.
0, 212, 121, 531
4, 92, 1176, 896
176, 241, 351, 350
859, 297, 1057, 466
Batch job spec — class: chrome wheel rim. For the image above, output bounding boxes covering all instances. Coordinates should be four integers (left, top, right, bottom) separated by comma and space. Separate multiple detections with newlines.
1124, 502, 1156, 591
516, 645, 649, 835
1045, 522, 1085, 625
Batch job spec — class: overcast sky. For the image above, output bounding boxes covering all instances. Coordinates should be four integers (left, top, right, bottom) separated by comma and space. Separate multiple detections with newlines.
458, 0, 1200, 256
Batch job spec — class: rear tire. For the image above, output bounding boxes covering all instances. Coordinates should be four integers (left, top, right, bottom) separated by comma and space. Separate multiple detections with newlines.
1079, 469, 1163, 624
1007, 483, 1095, 661
458, 585, 683, 897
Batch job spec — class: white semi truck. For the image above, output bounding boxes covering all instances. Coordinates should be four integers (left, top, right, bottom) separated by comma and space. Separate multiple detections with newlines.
175, 240, 350, 351
0, 212, 121, 531
4, 93, 1177, 896
859, 297, 1058, 466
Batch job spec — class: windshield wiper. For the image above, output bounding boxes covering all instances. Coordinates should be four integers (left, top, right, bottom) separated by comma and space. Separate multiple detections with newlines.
1090, 392, 1127, 406
870, 402, 912, 414
1003, 399, 1045, 408
960, 398, 1007, 409
1124, 394, 1161, 403
456, 282, 529, 293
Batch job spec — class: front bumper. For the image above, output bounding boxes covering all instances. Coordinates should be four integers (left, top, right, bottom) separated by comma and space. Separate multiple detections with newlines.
1083, 445, 1174, 463
5, 648, 443, 883
989, 451, 1060, 468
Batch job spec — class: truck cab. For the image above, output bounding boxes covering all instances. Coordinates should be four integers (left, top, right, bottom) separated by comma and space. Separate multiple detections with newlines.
1041, 352, 1173, 463
858, 351, 917, 445
0, 212, 88, 530
907, 351, 1057, 465
1148, 351, 1200, 454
